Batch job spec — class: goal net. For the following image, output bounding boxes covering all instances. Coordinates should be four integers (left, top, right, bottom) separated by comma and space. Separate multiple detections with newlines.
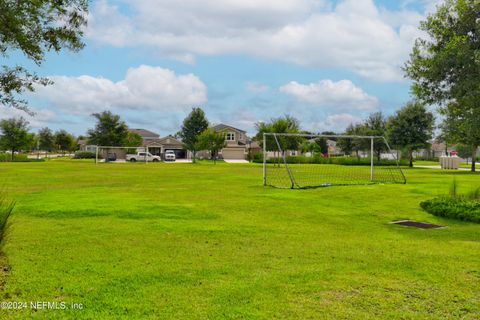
262, 133, 406, 188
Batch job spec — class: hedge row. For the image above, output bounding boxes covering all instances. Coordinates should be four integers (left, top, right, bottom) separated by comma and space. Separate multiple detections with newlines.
0, 153, 44, 162
420, 197, 480, 223
253, 154, 407, 166
73, 151, 99, 159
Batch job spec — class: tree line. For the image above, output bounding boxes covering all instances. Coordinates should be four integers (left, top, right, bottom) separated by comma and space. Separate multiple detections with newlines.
0, 118, 78, 160
0, 111, 144, 160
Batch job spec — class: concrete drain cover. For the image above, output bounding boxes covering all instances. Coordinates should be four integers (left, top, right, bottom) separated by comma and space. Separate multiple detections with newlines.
391, 220, 445, 229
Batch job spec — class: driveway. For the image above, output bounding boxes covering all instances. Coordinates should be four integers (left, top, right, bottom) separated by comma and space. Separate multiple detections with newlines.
223, 159, 249, 164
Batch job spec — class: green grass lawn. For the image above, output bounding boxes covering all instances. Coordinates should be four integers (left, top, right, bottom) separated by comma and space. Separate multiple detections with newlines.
0, 160, 479, 319
413, 160, 440, 166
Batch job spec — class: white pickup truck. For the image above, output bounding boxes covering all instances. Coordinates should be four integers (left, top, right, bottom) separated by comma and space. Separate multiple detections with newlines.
126, 152, 161, 162
164, 150, 176, 162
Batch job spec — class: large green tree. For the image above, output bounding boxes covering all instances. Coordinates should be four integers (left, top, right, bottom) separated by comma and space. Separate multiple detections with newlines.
404, 0, 480, 171
254, 115, 302, 157
0, 0, 88, 112
87, 111, 129, 147
435, 131, 453, 157
124, 132, 143, 147
179, 107, 209, 162
454, 144, 473, 163
314, 137, 328, 155
38, 127, 55, 152
387, 101, 435, 167
0, 117, 32, 160
54, 130, 75, 155
301, 141, 321, 157
364, 112, 387, 161
196, 128, 226, 164
336, 123, 368, 158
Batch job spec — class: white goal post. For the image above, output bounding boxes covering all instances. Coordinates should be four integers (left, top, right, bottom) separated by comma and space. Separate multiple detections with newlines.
262, 133, 406, 188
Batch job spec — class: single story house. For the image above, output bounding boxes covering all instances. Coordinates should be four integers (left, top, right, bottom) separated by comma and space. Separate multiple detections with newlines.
141, 135, 188, 160
128, 129, 188, 160
126, 129, 187, 160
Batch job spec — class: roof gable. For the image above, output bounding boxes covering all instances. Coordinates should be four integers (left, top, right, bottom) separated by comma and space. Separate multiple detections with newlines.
157, 136, 183, 145
128, 128, 160, 138
211, 123, 246, 134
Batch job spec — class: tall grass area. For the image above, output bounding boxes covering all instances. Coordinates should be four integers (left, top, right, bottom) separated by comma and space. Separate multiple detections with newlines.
0, 193, 14, 241
0, 161, 478, 319
0, 192, 14, 297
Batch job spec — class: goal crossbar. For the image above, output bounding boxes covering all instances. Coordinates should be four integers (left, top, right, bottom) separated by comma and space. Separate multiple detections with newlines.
263, 133, 383, 139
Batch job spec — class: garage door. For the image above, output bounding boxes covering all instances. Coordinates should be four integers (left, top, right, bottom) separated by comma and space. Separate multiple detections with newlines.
222, 148, 245, 160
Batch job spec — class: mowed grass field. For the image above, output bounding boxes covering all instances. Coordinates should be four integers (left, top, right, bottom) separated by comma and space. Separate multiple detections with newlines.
0, 160, 479, 319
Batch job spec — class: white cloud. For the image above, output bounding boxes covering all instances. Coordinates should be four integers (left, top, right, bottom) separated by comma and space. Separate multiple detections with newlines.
311, 113, 363, 132
0, 106, 56, 129
85, 0, 134, 47
33, 65, 208, 115
280, 79, 378, 111
87, 0, 426, 81
246, 82, 270, 93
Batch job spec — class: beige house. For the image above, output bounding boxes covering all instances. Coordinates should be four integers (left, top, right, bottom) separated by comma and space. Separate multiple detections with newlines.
143, 136, 187, 159
214, 124, 248, 160
197, 124, 248, 160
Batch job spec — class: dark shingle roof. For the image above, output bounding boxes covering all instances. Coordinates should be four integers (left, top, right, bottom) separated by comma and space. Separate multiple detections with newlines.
128, 128, 160, 138
211, 123, 246, 133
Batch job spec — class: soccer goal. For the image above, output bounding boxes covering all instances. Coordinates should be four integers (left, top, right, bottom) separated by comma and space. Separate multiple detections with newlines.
262, 133, 406, 188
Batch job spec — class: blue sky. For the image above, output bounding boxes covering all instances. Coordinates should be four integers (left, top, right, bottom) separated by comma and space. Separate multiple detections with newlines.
1, 0, 442, 136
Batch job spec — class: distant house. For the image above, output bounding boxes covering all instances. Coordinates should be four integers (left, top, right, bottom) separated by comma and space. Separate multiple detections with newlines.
211, 124, 248, 160
126, 129, 187, 160
413, 141, 452, 159
126, 129, 188, 160
77, 139, 96, 152
248, 140, 262, 158
430, 142, 450, 158
143, 135, 188, 159
196, 124, 250, 160
327, 139, 342, 156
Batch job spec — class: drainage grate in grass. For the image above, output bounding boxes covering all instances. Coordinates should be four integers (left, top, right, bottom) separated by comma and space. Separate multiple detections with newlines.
391, 220, 445, 229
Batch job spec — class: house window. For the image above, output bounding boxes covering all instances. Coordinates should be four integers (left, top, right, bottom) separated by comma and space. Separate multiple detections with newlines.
226, 132, 235, 141
291, 150, 297, 156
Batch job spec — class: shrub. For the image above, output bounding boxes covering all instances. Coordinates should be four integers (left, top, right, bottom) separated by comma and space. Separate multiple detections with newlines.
420, 181, 480, 223
74, 151, 98, 159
